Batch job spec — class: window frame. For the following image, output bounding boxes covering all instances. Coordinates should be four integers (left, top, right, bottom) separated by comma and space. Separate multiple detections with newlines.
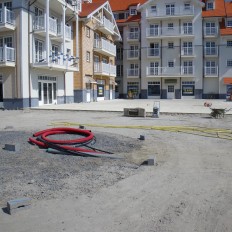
86, 51, 91, 62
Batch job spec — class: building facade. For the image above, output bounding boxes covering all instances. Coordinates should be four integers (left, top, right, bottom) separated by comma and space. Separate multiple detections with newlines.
107, 0, 232, 100
73, 1, 121, 103
0, 0, 82, 109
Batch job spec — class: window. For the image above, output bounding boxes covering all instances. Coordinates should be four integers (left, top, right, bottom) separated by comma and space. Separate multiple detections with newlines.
166, 4, 175, 15
183, 61, 193, 74
183, 41, 193, 55
86, 26, 90, 37
129, 27, 139, 39
113, 13, 119, 20
168, 60, 174, 67
205, 60, 217, 75
183, 22, 193, 34
205, 41, 216, 55
149, 24, 159, 36
35, 39, 43, 62
118, 13, 125, 19
227, 60, 232, 67
35, 6, 43, 16
1, 1, 12, 10
207, 2, 214, 10
168, 23, 174, 29
227, 19, 232, 27
116, 48, 123, 60
0, 36, 13, 47
227, 40, 232, 47
168, 42, 174, 49
184, 3, 191, 10
117, 65, 123, 76
130, 7, 137, 15
149, 62, 159, 75
86, 51, 90, 62
205, 22, 216, 35
151, 5, 157, 14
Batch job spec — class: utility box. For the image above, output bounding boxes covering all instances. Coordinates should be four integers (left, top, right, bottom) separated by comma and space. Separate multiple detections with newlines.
152, 101, 160, 118
124, 108, 146, 117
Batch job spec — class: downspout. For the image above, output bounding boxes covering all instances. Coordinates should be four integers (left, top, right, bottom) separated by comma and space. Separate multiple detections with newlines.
46, 0, 49, 64
28, 1, 31, 107
139, 21, 142, 98
62, 5, 66, 102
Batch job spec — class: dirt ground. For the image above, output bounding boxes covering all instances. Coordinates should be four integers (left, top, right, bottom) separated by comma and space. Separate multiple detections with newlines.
0, 109, 232, 232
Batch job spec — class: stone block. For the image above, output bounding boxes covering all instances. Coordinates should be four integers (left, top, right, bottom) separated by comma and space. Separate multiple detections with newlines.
4, 144, 20, 152
147, 157, 156, 166
7, 198, 31, 215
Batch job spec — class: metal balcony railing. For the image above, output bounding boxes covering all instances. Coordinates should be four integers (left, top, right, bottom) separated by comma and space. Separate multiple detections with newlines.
94, 62, 116, 76
204, 47, 218, 56
127, 69, 139, 77
94, 39, 116, 56
127, 50, 139, 59
204, 27, 218, 36
34, 16, 58, 34
0, 46, 15, 62
205, 67, 218, 76
147, 48, 160, 57
146, 66, 194, 76
0, 7, 15, 25
182, 66, 193, 75
128, 32, 139, 40
102, 17, 114, 33
146, 67, 160, 76
181, 47, 193, 56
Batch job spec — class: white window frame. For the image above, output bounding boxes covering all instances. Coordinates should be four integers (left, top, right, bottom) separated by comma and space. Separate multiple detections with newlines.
227, 40, 232, 47
227, 59, 232, 67
227, 19, 232, 28
35, 39, 43, 62
207, 1, 214, 10
168, 42, 174, 49
168, 60, 174, 67
86, 51, 90, 62
130, 7, 137, 16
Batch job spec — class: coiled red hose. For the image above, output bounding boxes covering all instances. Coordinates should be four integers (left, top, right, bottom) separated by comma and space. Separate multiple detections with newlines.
29, 127, 98, 154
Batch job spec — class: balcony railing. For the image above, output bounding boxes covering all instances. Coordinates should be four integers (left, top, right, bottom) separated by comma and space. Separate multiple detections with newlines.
146, 6, 194, 18
127, 69, 139, 77
205, 67, 218, 76
147, 48, 160, 57
100, 17, 114, 33
147, 67, 161, 76
146, 26, 193, 37
204, 47, 218, 56
146, 66, 194, 76
57, 24, 72, 40
0, 46, 15, 62
34, 51, 78, 69
128, 32, 139, 40
34, 16, 58, 34
94, 39, 116, 56
204, 27, 218, 36
0, 7, 15, 25
181, 47, 193, 56
94, 62, 116, 76
127, 50, 139, 59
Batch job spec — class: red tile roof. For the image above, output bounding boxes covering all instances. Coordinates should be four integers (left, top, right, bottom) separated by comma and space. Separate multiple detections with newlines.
79, 1, 107, 17
202, 0, 226, 17
92, 0, 147, 11
116, 14, 141, 23
225, 2, 232, 17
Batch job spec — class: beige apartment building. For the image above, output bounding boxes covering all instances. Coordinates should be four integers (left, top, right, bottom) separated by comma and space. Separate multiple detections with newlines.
73, 1, 121, 103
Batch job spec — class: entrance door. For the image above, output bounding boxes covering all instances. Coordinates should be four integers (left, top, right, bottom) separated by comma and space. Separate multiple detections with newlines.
110, 84, 113, 100
38, 80, 57, 105
167, 85, 175, 99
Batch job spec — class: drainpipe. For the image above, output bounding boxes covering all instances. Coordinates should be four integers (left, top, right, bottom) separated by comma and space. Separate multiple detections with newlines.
62, 5, 66, 62
28, 1, 31, 107
75, 13, 79, 62
46, 0, 50, 64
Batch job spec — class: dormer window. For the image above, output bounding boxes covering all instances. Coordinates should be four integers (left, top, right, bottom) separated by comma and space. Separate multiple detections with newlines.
151, 5, 157, 13
184, 2, 191, 10
207, 1, 214, 10
227, 19, 232, 27
130, 7, 137, 15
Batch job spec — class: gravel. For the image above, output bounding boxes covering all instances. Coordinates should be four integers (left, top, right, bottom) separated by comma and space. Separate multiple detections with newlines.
0, 130, 142, 207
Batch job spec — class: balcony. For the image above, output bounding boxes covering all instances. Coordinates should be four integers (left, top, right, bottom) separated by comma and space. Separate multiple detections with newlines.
32, 52, 78, 71
94, 39, 116, 57
147, 48, 160, 58
146, 26, 193, 38
204, 47, 218, 56
205, 67, 218, 77
0, 7, 15, 31
127, 50, 139, 60
34, 16, 58, 37
181, 47, 194, 56
127, 69, 139, 78
204, 27, 218, 37
56, 24, 72, 42
0, 46, 15, 67
146, 66, 194, 77
98, 17, 114, 35
94, 62, 116, 77
127, 32, 139, 42
146, 6, 194, 19
146, 67, 161, 76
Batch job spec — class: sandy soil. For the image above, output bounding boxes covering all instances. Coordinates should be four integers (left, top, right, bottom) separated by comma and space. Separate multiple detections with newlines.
0, 110, 232, 232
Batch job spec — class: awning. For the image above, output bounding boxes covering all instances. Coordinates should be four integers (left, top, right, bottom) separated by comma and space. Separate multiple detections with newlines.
110, 80, 118, 85
224, 78, 232, 84
84, 76, 97, 84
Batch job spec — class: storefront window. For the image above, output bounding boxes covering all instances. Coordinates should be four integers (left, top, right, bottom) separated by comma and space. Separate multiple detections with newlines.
97, 85, 104, 97
182, 85, 194, 96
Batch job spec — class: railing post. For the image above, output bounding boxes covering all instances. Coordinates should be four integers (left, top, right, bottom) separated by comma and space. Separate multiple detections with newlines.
4, 6, 7, 24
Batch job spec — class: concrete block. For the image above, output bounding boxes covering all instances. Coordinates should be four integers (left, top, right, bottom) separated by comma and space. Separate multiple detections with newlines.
147, 157, 156, 166
139, 135, 145, 140
124, 108, 146, 117
7, 198, 31, 215
4, 144, 20, 152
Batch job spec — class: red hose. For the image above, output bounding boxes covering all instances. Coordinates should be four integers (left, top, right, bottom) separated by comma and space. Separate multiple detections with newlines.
29, 127, 97, 154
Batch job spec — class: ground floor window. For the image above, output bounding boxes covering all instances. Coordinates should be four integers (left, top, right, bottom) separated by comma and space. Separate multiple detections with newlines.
38, 76, 57, 105
148, 81, 160, 96
127, 82, 139, 98
182, 81, 195, 96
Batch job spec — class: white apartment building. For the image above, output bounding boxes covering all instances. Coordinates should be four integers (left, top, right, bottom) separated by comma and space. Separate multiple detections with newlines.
0, 0, 81, 109
111, 0, 232, 100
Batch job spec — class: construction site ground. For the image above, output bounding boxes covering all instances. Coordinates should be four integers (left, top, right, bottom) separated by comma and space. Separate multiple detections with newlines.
0, 99, 232, 232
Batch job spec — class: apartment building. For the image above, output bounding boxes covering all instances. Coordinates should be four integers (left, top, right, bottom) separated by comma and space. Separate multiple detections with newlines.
73, 0, 121, 103
106, 0, 232, 99
0, 0, 80, 109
